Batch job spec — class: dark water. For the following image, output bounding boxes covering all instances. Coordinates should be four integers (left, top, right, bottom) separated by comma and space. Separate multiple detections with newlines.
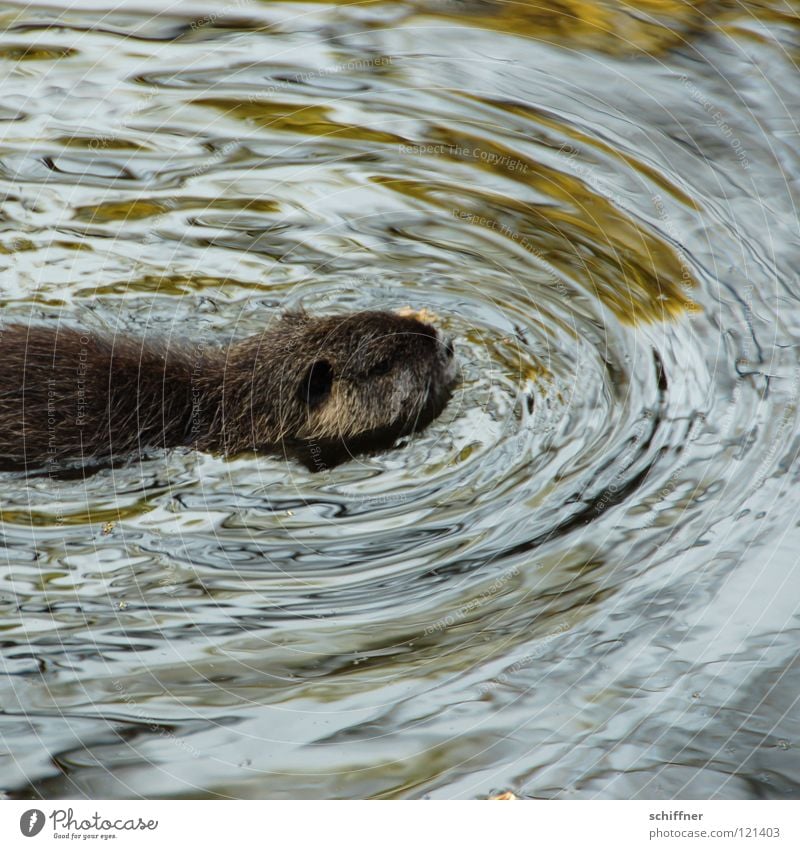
1, 0, 799, 799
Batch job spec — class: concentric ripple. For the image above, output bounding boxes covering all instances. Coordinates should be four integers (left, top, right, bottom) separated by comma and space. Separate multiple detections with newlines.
1, 0, 799, 801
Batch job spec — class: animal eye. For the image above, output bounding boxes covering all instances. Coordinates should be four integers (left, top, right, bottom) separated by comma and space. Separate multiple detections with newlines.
300, 360, 333, 407
372, 358, 392, 376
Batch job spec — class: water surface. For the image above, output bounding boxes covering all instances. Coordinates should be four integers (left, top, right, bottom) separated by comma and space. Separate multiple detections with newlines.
1, 0, 799, 799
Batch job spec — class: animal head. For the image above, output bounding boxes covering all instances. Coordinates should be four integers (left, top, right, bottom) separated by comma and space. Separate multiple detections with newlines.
231, 309, 457, 449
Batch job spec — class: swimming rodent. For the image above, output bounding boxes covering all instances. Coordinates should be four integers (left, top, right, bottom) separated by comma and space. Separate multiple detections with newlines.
0, 309, 458, 471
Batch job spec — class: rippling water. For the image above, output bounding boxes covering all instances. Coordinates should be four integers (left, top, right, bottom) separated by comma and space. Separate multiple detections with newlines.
1, 0, 799, 799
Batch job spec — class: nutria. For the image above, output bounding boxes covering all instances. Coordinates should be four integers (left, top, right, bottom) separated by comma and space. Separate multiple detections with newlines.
0, 310, 457, 471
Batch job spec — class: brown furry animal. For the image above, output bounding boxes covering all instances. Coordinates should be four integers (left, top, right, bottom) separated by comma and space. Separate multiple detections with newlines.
0, 310, 457, 471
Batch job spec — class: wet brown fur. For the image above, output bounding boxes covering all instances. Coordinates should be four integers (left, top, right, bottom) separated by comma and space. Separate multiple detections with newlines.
0, 310, 457, 471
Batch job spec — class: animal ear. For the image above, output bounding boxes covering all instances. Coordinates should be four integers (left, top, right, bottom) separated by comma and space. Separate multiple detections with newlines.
281, 306, 310, 322
279, 308, 311, 331
300, 360, 333, 407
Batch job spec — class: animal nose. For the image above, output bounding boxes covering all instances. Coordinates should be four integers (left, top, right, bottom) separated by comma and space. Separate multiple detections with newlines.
442, 335, 455, 357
